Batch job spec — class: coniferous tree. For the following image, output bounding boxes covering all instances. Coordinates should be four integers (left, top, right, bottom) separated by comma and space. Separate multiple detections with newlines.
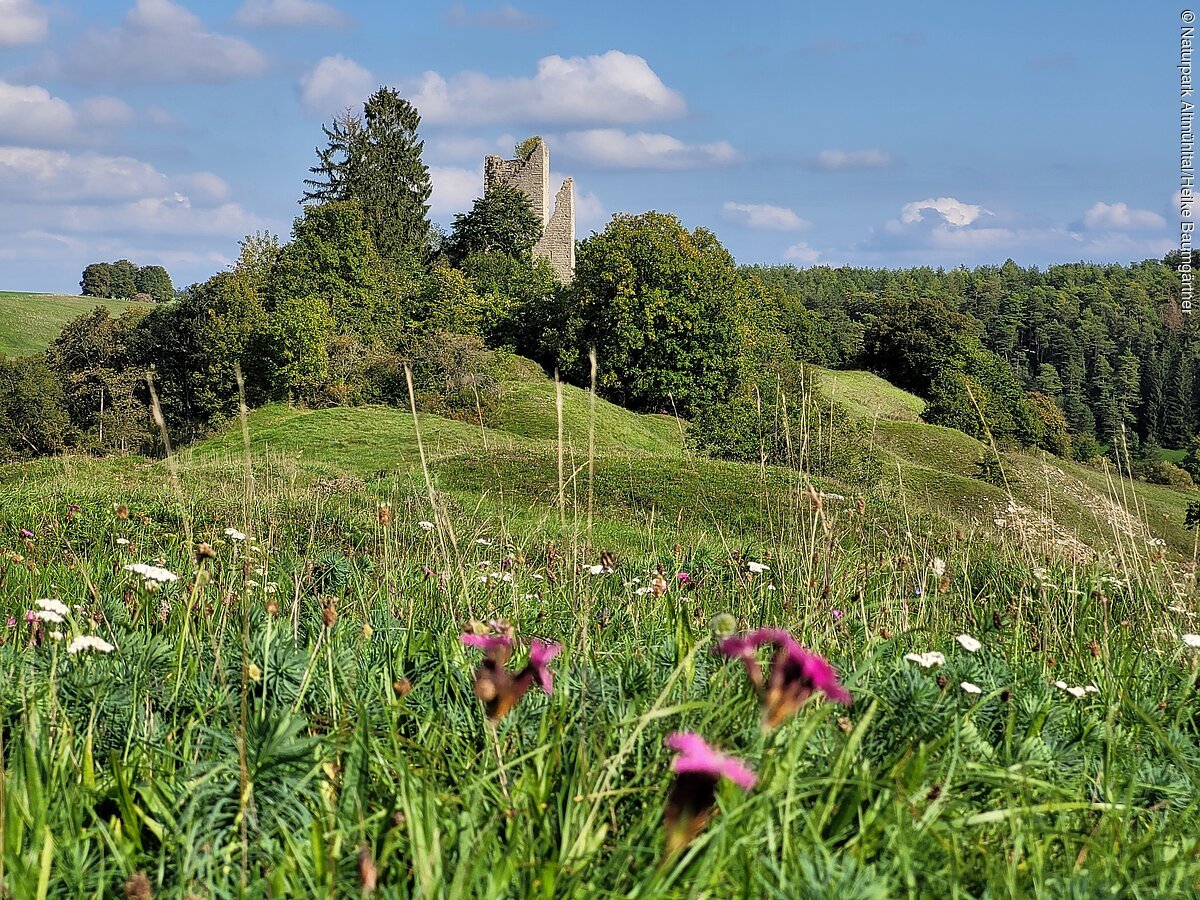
302, 87, 433, 264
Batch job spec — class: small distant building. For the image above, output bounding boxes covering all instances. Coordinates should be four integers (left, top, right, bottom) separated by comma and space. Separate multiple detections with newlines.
483, 137, 575, 283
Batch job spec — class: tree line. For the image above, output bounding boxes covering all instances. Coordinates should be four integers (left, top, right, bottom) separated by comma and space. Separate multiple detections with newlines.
3, 84, 1195, 492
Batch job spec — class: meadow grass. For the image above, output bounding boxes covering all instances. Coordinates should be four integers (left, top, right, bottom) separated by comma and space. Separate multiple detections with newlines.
0, 292, 145, 358
1, 364, 1199, 896
1, 412, 1199, 897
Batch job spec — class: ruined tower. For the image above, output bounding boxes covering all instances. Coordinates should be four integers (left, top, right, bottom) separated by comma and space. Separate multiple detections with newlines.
483, 138, 575, 282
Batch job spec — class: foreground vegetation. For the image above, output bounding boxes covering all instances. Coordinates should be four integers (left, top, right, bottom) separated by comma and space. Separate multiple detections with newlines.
2, 371, 1199, 897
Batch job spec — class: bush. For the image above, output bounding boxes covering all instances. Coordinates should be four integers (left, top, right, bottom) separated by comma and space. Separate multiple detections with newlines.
401, 331, 503, 424
689, 367, 882, 487
1133, 458, 1195, 490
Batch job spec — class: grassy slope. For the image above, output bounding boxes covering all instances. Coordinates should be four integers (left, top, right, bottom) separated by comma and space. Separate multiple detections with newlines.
1, 357, 1190, 562
0, 291, 145, 357
813, 366, 1195, 563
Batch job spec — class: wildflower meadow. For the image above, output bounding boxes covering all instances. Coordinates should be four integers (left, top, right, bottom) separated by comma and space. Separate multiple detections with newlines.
1, 424, 1199, 899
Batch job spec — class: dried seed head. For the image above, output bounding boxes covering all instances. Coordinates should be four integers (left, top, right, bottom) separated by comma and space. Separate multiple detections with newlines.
116, 505, 129, 521
323, 601, 338, 629
857, 498, 867, 516
393, 678, 412, 697
195, 542, 216, 561
1088, 639, 1101, 658
879, 628, 894, 640
265, 598, 279, 616
936, 674, 949, 690
358, 845, 378, 893
123, 871, 153, 900
377, 504, 392, 527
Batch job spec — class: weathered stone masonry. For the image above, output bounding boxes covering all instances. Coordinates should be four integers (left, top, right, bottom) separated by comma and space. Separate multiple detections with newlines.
483, 138, 575, 283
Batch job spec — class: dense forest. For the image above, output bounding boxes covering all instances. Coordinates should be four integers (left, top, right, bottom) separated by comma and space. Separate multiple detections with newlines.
1, 84, 1197, 491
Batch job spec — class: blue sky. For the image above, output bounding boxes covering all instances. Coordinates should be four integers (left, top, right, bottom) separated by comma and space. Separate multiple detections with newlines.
0, 0, 1175, 292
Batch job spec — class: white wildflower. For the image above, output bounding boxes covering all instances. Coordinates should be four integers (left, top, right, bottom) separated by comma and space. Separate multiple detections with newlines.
124, 562, 178, 584
36, 598, 69, 617
586, 563, 612, 576
960, 681, 982, 695
746, 561, 770, 575
904, 651, 946, 668
116, 538, 130, 546
1183, 633, 1200, 649
417, 521, 435, 531
68, 635, 114, 654
1054, 680, 1095, 699
224, 527, 246, 541
931, 558, 946, 578
475, 538, 493, 547
49, 630, 63, 641
955, 634, 982, 653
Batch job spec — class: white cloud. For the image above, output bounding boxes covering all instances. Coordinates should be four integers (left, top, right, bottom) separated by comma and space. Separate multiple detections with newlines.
429, 134, 519, 162
234, 0, 351, 29
55, 196, 258, 236
0, 81, 75, 144
899, 196, 987, 227
79, 96, 136, 127
812, 147, 895, 170
0, 0, 48, 45
298, 53, 374, 116
723, 201, 809, 231
442, 3, 550, 29
783, 242, 822, 264
406, 51, 686, 125
0, 146, 253, 237
1081, 201, 1166, 231
146, 105, 183, 128
557, 129, 740, 170
573, 188, 607, 233
429, 164, 481, 216
61, 0, 267, 84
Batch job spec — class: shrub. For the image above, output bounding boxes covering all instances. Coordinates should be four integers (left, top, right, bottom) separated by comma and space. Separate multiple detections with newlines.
1133, 458, 1195, 490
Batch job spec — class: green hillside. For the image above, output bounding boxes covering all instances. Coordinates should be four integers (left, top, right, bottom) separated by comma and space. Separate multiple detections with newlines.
0, 291, 146, 357
814, 365, 1192, 564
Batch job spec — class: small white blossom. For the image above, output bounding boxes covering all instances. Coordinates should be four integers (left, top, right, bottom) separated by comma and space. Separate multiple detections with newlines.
1183, 633, 1200, 649
1054, 680, 1097, 699
116, 538, 130, 546
746, 561, 770, 575
224, 528, 246, 541
931, 558, 946, 578
124, 562, 178, 584
956, 634, 982, 653
904, 651, 946, 668
586, 563, 612, 576
36, 598, 70, 617
417, 521, 435, 531
49, 630, 63, 641
475, 538, 493, 547
960, 681, 982, 695
68, 635, 114, 654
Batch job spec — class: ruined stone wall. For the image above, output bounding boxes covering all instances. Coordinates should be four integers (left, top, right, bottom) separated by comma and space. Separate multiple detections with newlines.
483, 137, 574, 282
536, 177, 574, 283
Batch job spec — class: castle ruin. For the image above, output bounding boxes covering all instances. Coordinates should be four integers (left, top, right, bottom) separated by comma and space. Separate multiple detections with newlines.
483, 138, 574, 282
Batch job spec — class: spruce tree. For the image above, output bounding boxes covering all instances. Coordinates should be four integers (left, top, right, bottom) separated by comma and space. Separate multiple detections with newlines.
302, 87, 433, 265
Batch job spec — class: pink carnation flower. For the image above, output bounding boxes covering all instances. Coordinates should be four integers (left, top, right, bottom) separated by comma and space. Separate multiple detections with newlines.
714, 627, 851, 728
665, 731, 757, 790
